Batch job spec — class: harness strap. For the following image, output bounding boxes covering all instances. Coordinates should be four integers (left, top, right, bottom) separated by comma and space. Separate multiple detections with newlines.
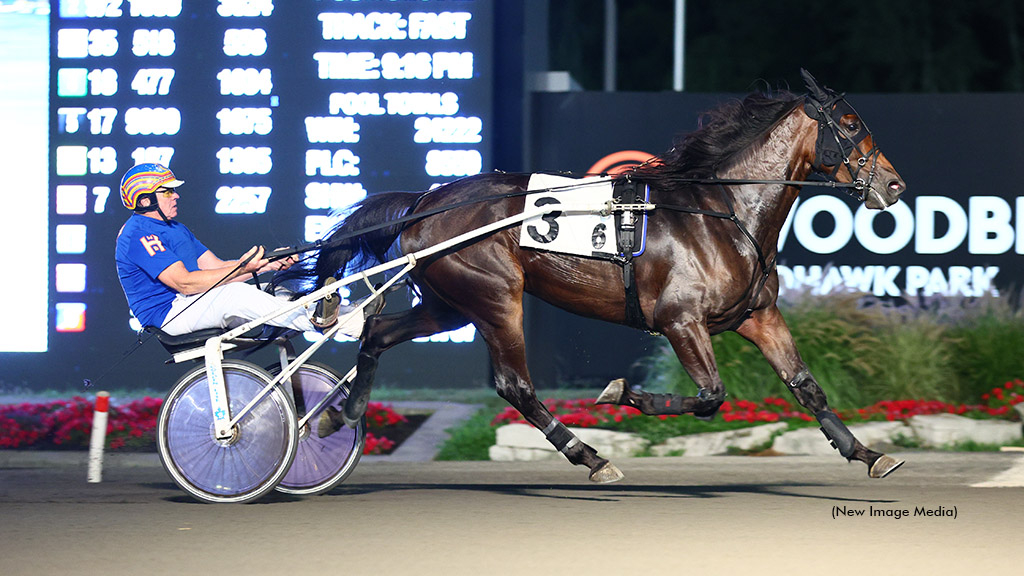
717, 184, 776, 320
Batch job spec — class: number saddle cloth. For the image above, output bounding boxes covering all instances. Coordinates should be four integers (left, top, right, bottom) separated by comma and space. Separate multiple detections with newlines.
518, 173, 651, 330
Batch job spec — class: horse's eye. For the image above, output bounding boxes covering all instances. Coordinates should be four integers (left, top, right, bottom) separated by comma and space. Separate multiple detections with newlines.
845, 121, 861, 134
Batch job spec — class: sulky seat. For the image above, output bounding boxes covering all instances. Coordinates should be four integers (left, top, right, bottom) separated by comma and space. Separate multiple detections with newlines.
145, 325, 299, 361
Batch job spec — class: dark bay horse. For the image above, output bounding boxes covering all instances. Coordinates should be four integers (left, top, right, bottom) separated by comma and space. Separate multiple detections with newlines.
310, 71, 906, 482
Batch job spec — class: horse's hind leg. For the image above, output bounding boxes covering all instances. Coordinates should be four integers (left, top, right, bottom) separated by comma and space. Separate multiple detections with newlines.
321, 294, 469, 432
736, 305, 904, 478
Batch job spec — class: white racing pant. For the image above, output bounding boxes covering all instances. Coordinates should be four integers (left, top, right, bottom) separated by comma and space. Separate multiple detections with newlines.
159, 283, 363, 338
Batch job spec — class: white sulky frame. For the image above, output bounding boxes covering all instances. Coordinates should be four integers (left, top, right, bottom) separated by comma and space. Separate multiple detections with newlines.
199, 200, 637, 440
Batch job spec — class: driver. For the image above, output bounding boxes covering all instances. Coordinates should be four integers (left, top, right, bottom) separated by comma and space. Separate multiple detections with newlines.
114, 162, 359, 337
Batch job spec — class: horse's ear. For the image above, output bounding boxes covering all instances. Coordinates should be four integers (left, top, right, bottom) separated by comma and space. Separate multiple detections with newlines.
800, 68, 830, 102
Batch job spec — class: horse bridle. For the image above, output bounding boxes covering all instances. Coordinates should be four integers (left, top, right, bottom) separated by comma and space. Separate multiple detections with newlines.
803, 89, 881, 202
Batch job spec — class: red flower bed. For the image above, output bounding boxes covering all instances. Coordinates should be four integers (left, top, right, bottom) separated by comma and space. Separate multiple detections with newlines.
844, 380, 1024, 421
366, 402, 408, 428
0, 396, 160, 451
717, 397, 816, 423
363, 433, 396, 455
493, 398, 643, 428
0, 397, 407, 456
981, 378, 1024, 416
490, 380, 1024, 429
364, 402, 407, 455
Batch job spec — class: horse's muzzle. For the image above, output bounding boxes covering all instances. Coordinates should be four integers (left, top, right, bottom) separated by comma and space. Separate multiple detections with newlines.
865, 175, 905, 210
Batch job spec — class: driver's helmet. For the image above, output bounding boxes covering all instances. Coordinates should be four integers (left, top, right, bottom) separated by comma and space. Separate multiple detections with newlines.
119, 163, 184, 210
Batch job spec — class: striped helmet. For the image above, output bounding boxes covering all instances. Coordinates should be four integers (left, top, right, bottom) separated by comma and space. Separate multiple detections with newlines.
119, 163, 184, 210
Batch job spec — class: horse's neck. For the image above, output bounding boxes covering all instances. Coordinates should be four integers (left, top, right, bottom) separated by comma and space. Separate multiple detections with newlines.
717, 110, 815, 250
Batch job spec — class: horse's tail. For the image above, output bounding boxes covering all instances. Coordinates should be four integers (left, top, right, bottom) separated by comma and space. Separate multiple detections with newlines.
273, 191, 424, 294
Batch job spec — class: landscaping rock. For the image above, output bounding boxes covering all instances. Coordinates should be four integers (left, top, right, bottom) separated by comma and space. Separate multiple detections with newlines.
573, 427, 650, 457
771, 421, 909, 456
771, 426, 836, 456
650, 423, 787, 457
908, 413, 1023, 447
488, 445, 561, 462
846, 421, 912, 447
488, 423, 648, 461
493, 423, 551, 451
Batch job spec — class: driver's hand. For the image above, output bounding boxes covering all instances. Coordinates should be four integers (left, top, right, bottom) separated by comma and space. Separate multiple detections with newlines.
240, 245, 268, 274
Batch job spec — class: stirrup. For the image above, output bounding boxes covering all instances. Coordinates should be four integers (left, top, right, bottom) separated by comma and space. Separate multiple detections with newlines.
311, 277, 340, 331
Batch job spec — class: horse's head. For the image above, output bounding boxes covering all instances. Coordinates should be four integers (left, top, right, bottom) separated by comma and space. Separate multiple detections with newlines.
800, 69, 906, 210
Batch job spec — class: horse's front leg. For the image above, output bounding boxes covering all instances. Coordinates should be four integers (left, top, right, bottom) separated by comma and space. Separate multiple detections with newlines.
735, 305, 904, 478
596, 320, 726, 418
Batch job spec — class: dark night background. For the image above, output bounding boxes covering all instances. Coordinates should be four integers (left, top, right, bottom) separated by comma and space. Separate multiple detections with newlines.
549, 0, 1024, 93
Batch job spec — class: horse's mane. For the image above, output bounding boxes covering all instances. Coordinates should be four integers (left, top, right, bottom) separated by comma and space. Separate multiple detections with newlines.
628, 90, 803, 185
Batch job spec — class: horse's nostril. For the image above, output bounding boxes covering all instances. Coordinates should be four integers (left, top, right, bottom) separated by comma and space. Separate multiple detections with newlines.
888, 180, 905, 194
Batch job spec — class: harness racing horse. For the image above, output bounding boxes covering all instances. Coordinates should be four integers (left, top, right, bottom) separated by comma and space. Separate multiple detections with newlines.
308, 71, 907, 482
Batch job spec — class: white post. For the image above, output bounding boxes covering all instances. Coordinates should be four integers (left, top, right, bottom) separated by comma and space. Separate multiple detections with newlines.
673, 0, 686, 91
87, 391, 110, 483
604, 0, 616, 92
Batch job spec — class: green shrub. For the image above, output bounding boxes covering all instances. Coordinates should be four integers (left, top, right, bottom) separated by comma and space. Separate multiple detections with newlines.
947, 298, 1024, 402
434, 405, 500, 461
865, 311, 959, 403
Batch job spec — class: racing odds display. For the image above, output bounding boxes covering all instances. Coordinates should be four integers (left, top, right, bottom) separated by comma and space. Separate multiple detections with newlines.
47, 1, 492, 373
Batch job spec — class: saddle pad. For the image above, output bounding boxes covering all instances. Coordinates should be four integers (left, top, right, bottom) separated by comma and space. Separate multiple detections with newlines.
518, 173, 648, 259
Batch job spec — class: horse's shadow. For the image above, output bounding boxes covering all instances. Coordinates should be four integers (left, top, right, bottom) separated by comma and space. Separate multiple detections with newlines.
321, 482, 899, 504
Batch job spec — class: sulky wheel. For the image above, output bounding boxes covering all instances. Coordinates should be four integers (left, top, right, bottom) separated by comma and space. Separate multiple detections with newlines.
272, 362, 365, 495
157, 360, 298, 504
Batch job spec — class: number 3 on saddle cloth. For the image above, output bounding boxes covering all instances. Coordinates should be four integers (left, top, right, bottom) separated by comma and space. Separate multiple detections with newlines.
518, 173, 652, 330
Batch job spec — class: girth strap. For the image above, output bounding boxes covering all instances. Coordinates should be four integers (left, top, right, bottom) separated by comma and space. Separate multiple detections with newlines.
613, 180, 651, 331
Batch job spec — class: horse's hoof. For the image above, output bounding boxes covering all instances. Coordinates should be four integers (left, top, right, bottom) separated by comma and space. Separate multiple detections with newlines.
316, 406, 344, 438
869, 454, 905, 479
589, 462, 624, 483
595, 379, 628, 406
